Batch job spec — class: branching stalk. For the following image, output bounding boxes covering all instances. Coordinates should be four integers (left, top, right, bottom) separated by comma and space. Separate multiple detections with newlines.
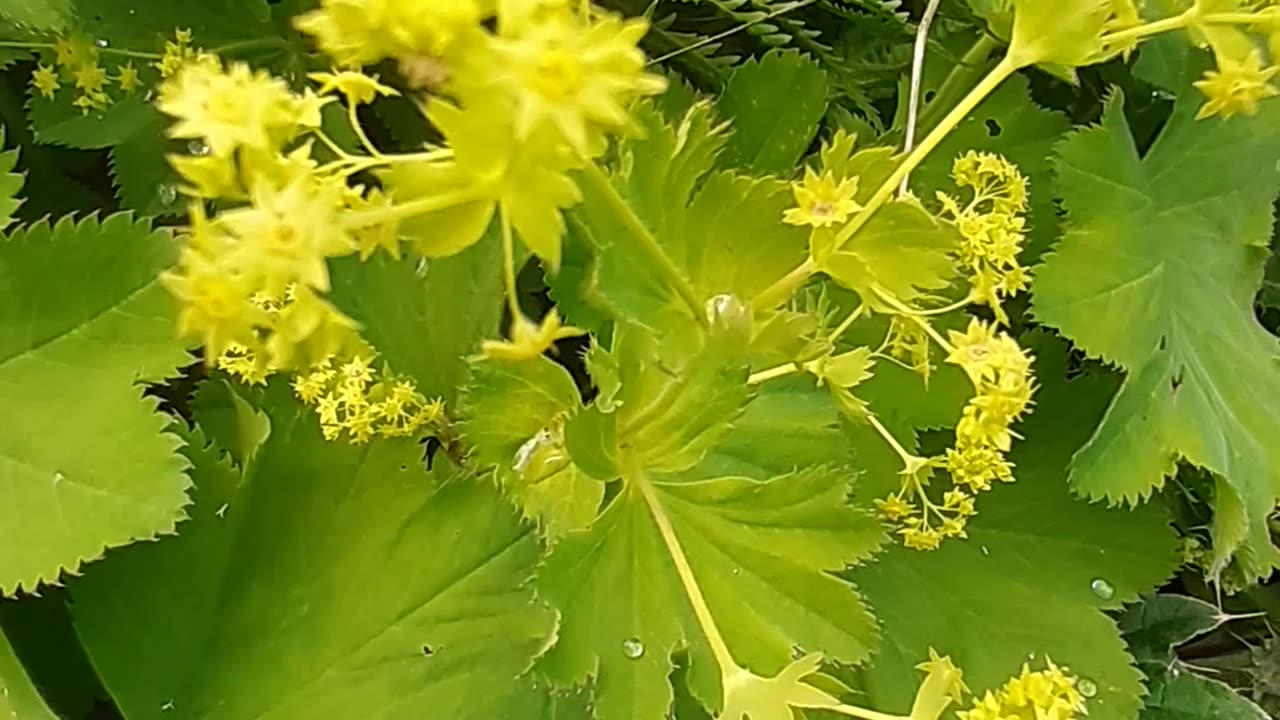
900, 0, 944, 195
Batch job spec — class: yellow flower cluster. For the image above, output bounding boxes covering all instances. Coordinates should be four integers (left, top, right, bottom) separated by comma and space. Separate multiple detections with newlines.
156, 54, 374, 370
1183, 5, 1280, 120
873, 318, 1033, 551
957, 659, 1087, 720
937, 152, 1030, 325
31, 34, 143, 113
293, 356, 444, 443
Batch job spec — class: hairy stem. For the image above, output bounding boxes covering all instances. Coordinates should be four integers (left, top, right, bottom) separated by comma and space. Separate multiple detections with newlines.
752, 258, 816, 311
348, 102, 383, 158
866, 414, 918, 467
500, 210, 522, 322
580, 162, 708, 327
899, 0, 944, 195
747, 362, 800, 385
0, 40, 161, 60
341, 185, 488, 229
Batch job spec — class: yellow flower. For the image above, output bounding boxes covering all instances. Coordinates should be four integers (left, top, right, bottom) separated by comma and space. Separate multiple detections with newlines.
901, 526, 943, 551
73, 62, 108, 94
264, 286, 362, 369
783, 166, 862, 228
31, 64, 60, 99
294, 0, 483, 68
1194, 50, 1280, 120
158, 57, 325, 157
116, 62, 141, 93
308, 70, 400, 105
72, 91, 109, 114
482, 309, 585, 361
875, 495, 915, 521
160, 252, 266, 361
909, 649, 968, 720
946, 319, 1002, 383
218, 177, 355, 296
217, 343, 272, 385
490, 8, 668, 154
348, 188, 402, 260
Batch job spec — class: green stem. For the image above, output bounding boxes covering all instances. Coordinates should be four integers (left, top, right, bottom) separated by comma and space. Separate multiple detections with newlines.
872, 287, 956, 354
348, 102, 383, 158
1100, 11, 1191, 46
0, 40, 160, 60
832, 55, 1017, 251
916, 34, 1000, 136
752, 258, 816, 311
866, 414, 917, 467
625, 452, 737, 674
341, 185, 488, 229
500, 210, 522, 322
827, 303, 867, 343
580, 162, 707, 327
747, 362, 800, 385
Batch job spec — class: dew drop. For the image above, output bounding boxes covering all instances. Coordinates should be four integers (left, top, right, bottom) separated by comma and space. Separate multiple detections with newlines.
1089, 578, 1115, 600
187, 139, 210, 156
142, 89, 155, 103
622, 638, 644, 659
157, 184, 177, 206
95, 38, 108, 48
414, 256, 430, 277
1078, 678, 1098, 698
52, 472, 65, 484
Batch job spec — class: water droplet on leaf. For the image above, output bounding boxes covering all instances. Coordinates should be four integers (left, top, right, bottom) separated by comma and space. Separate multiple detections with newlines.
187, 139, 209, 156
1078, 678, 1098, 698
414, 257, 430, 277
52, 472, 65, 484
157, 184, 177, 206
1089, 578, 1114, 600
622, 638, 644, 659
95, 39, 108, 48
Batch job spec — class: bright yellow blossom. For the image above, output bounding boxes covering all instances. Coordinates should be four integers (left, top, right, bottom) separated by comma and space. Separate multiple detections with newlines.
958, 658, 1086, 720
783, 166, 862, 228
482, 309, 585, 361
116, 62, 141, 93
490, 8, 668, 154
72, 92, 109, 114
308, 70, 400, 105
158, 57, 326, 157
73, 63, 108, 94
909, 649, 968, 720
31, 64, 60, 99
1194, 50, 1280, 120
294, 0, 484, 68
160, 253, 265, 361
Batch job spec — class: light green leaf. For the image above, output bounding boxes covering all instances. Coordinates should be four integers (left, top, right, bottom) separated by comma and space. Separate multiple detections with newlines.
621, 325, 755, 474
1118, 594, 1225, 666
459, 355, 580, 471
583, 340, 622, 412
564, 406, 618, 481
694, 378, 853, 480
328, 231, 503, 403
1143, 671, 1269, 720
817, 199, 960, 306
517, 463, 605, 544
70, 0, 271, 48
537, 467, 884, 720
716, 49, 828, 175
0, 213, 192, 595
719, 655, 843, 720
1031, 93, 1280, 577
189, 380, 272, 470
70, 401, 558, 720
849, 335, 1180, 720
0, 128, 21, 229
0, 0, 69, 32
0, 628, 58, 720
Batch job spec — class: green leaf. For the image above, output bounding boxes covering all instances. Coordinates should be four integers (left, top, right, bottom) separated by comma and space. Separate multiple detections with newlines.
70, 400, 558, 720
27, 93, 160, 149
0, 0, 69, 32
0, 128, 21, 229
1118, 594, 1225, 666
537, 467, 884, 720
1007, 0, 1111, 73
459, 355, 580, 472
1031, 93, 1280, 577
1143, 671, 1269, 720
0, 628, 57, 720
716, 49, 828, 175
849, 334, 1179, 720
0, 590, 109, 719
328, 231, 503, 404
816, 199, 960, 306
564, 406, 618, 481
0, 213, 191, 595
70, 0, 271, 48
189, 379, 272, 470
517, 463, 605, 544
108, 113, 181, 218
